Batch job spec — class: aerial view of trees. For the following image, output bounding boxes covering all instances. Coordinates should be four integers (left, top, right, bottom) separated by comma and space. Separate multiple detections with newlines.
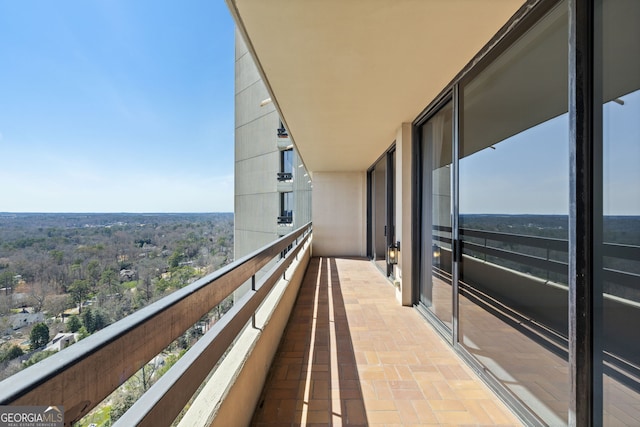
0, 212, 234, 384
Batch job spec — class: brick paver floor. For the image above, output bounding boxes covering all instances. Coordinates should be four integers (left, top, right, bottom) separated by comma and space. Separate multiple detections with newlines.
251, 257, 523, 426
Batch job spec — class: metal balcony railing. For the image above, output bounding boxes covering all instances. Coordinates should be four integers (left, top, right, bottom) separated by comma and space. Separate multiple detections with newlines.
277, 126, 288, 138
432, 225, 640, 290
278, 215, 293, 225
277, 172, 293, 181
430, 225, 640, 392
0, 222, 312, 426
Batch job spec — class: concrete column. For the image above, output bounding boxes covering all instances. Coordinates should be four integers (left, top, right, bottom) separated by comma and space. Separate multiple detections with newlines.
395, 123, 413, 306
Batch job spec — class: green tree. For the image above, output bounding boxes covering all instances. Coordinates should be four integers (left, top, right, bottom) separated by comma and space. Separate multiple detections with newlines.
30, 323, 50, 350
110, 392, 136, 422
87, 259, 101, 284
67, 315, 81, 333
68, 279, 90, 313
49, 249, 64, 265
92, 311, 106, 332
82, 308, 95, 333
81, 308, 107, 333
0, 270, 14, 289
101, 267, 119, 295
167, 250, 184, 269
24, 350, 56, 367
0, 345, 24, 362
77, 326, 89, 340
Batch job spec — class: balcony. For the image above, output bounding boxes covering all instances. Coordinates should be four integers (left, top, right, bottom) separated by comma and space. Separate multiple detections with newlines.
277, 215, 293, 225
277, 172, 293, 182
2, 223, 638, 426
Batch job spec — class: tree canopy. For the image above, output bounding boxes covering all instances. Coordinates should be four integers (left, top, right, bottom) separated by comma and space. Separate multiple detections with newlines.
30, 323, 50, 350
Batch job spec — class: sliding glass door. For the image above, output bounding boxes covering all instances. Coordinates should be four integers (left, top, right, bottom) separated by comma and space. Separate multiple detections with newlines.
419, 101, 453, 331
368, 148, 395, 277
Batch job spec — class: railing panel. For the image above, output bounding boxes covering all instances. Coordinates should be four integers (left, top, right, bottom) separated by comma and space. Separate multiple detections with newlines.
436, 226, 639, 290
115, 231, 310, 426
0, 222, 312, 426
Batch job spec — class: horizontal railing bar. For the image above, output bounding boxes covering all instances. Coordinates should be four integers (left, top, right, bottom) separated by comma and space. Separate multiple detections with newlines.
604, 268, 640, 288
433, 235, 453, 245
462, 241, 568, 275
461, 228, 568, 252
604, 242, 640, 261
0, 222, 311, 426
115, 231, 310, 426
435, 226, 640, 262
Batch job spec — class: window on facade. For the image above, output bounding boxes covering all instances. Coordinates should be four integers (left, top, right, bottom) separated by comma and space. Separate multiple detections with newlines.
278, 192, 293, 224
278, 149, 293, 181
368, 149, 395, 278
277, 120, 288, 138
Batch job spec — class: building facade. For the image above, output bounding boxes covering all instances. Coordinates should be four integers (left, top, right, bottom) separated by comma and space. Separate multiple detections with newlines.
229, 0, 639, 424
233, 30, 312, 262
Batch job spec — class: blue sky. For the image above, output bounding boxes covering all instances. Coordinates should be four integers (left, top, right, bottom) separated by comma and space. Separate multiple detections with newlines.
460, 90, 640, 216
0, 1, 235, 212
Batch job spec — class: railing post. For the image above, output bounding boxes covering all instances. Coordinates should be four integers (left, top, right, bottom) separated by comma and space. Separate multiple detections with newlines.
546, 247, 550, 282
484, 237, 487, 261
251, 275, 257, 329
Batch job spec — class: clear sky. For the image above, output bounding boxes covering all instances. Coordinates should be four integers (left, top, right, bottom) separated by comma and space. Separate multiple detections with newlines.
460, 90, 640, 216
0, 1, 235, 213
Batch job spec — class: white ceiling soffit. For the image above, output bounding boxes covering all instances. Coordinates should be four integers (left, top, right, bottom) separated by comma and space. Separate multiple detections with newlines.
229, 0, 525, 173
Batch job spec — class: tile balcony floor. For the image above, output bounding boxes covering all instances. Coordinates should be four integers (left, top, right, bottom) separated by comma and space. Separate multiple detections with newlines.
251, 257, 523, 426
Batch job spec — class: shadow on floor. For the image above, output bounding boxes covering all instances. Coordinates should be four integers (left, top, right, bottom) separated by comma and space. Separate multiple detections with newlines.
252, 257, 368, 426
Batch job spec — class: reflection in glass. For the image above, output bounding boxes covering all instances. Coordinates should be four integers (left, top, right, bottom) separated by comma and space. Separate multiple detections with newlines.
459, 3, 569, 425
601, 1, 640, 424
372, 156, 388, 273
281, 149, 293, 174
420, 101, 453, 329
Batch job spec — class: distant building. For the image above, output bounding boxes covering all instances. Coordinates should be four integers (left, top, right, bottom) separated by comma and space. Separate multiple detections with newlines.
45, 333, 78, 352
119, 269, 136, 281
8, 311, 44, 333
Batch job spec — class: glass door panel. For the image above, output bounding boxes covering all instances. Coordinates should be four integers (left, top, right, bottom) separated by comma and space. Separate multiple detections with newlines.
420, 101, 453, 330
372, 156, 387, 273
459, 3, 569, 424
601, 0, 640, 423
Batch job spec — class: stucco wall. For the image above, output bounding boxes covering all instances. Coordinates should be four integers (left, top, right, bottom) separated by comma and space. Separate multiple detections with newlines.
311, 172, 366, 257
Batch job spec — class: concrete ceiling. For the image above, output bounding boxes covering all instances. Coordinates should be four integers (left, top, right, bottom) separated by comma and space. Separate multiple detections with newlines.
227, 0, 525, 173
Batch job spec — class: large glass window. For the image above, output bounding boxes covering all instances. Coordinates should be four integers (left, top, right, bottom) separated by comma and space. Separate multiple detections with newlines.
278, 149, 293, 181
601, 0, 640, 424
278, 192, 293, 224
368, 149, 395, 277
419, 101, 453, 330
459, 3, 569, 425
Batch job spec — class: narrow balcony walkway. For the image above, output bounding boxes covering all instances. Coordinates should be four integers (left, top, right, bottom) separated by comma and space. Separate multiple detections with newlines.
252, 257, 522, 426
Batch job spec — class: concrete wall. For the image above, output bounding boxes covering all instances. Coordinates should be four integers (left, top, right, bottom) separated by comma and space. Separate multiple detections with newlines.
293, 149, 312, 230
234, 29, 313, 260
394, 123, 413, 306
312, 172, 366, 257
234, 29, 279, 259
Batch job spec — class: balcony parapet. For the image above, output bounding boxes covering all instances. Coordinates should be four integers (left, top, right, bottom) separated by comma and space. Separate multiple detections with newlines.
277, 181, 294, 193
0, 222, 313, 426
277, 138, 292, 150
